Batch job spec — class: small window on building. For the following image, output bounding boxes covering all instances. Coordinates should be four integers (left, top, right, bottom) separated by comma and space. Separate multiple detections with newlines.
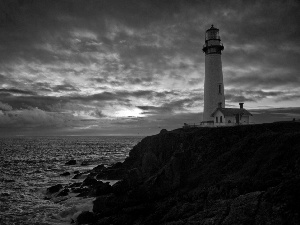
220, 116, 223, 123
216, 117, 218, 123
228, 120, 231, 123
218, 84, 222, 94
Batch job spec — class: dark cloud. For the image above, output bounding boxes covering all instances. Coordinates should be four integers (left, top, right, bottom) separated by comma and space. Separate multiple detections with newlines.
225, 89, 298, 103
0, 88, 37, 95
52, 84, 79, 92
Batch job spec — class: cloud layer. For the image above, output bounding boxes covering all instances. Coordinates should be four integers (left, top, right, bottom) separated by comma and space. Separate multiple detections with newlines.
0, 0, 299, 135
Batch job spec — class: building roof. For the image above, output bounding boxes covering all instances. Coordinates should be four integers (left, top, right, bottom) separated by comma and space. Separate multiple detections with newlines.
211, 108, 253, 117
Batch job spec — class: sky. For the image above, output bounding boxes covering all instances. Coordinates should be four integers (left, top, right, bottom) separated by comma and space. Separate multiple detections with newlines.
0, 0, 300, 136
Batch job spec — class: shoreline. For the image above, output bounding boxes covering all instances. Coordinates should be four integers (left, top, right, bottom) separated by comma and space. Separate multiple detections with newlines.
46, 122, 300, 225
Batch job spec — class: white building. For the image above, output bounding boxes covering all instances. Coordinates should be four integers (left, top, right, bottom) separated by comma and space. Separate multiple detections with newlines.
202, 25, 225, 123
201, 25, 253, 126
210, 103, 252, 126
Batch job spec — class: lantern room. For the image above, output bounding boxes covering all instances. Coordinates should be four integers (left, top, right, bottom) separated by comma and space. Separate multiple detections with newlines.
205, 25, 220, 40
202, 24, 224, 55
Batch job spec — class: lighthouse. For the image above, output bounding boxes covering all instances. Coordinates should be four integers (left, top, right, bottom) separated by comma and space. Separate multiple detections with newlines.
202, 25, 225, 122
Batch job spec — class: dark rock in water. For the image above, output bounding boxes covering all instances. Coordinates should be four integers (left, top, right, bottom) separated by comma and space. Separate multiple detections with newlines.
1, 192, 10, 197
72, 173, 83, 179
93, 194, 121, 214
3, 179, 15, 183
76, 211, 97, 225
95, 167, 126, 180
70, 182, 82, 188
113, 162, 123, 168
47, 184, 63, 194
74, 170, 80, 174
58, 188, 69, 196
65, 159, 76, 165
72, 186, 88, 194
76, 188, 90, 197
81, 160, 90, 166
90, 181, 112, 196
82, 177, 98, 186
92, 164, 105, 172
112, 180, 129, 196
60, 172, 71, 176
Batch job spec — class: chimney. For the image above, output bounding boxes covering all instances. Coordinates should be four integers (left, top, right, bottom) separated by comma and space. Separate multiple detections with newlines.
218, 102, 222, 108
239, 103, 244, 109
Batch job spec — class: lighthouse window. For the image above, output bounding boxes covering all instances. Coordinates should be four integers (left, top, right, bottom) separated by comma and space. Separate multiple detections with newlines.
218, 85, 221, 94
220, 116, 223, 123
216, 117, 218, 123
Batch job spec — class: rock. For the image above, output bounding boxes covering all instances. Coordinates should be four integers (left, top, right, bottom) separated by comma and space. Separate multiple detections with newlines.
95, 168, 126, 180
112, 180, 129, 196
3, 179, 15, 182
81, 160, 90, 166
74, 170, 80, 174
222, 191, 262, 225
141, 152, 159, 177
126, 168, 142, 188
65, 159, 76, 165
69, 182, 82, 188
75, 187, 90, 197
76, 211, 97, 225
47, 184, 63, 194
113, 162, 123, 168
93, 194, 121, 214
0, 192, 10, 197
90, 181, 112, 196
72, 173, 83, 179
58, 188, 69, 196
92, 164, 105, 172
55, 123, 300, 224
82, 177, 98, 186
60, 172, 71, 176
160, 129, 168, 134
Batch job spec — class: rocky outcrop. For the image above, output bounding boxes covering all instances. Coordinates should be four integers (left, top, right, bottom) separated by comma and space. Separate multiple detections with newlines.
65, 159, 76, 165
91, 122, 300, 224
48, 122, 300, 224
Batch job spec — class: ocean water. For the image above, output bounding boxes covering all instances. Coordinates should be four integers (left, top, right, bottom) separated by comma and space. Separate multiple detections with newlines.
0, 136, 142, 225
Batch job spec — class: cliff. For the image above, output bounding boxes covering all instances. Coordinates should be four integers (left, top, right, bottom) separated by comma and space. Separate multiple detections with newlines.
52, 122, 300, 225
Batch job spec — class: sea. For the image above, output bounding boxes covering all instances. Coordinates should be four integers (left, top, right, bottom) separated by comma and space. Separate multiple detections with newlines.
0, 136, 143, 225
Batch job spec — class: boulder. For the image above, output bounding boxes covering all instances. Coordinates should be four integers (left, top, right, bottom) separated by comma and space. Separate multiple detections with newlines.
60, 172, 71, 176
47, 184, 63, 194
72, 173, 83, 179
75, 187, 90, 197
65, 159, 76, 165
92, 164, 105, 172
57, 188, 69, 196
81, 160, 90, 166
82, 177, 98, 186
76, 211, 97, 225
90, 181, 112, 196
96, 168, 126, 180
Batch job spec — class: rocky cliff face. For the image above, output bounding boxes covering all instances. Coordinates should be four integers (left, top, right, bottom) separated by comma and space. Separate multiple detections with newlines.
59, 122, 300, 224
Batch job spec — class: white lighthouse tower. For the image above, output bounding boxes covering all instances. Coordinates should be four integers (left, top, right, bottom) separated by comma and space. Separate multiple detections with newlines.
202, 25, 225, 122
